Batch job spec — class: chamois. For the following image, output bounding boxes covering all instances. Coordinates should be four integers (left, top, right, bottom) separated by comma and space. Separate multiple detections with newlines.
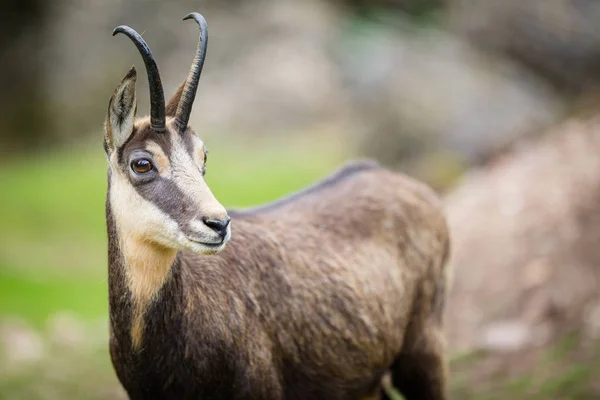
105, 12, 451, 400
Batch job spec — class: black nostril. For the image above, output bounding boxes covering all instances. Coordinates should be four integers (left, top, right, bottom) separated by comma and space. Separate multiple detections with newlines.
202, 216, 231, 237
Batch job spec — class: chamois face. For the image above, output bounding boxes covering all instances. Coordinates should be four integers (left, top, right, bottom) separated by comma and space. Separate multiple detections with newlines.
104, 68, 230, 255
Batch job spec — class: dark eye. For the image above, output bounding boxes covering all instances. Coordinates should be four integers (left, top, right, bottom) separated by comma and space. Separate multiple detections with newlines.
131, 158, 153, 174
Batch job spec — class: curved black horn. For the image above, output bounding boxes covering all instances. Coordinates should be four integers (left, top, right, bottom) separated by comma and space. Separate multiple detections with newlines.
113, 26, 166, 132
174, 12, 208, 132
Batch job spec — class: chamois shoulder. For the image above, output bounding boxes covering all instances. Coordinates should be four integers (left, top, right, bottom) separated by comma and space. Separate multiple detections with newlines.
223, 158, 447, 258
228, 159, 443, 222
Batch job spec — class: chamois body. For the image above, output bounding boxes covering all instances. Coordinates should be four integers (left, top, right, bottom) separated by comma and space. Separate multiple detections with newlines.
105, 13, 450, 400
108, 161, 449, 400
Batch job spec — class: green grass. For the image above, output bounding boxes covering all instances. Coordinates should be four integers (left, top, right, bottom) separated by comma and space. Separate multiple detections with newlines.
449, 339, 600, 400
0, 269, 108, 328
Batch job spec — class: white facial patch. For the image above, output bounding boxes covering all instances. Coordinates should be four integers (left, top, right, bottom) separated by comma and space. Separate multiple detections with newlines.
109, 153, 185, 249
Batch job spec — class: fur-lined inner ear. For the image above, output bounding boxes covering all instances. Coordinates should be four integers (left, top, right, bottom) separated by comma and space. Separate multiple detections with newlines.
105, 67, 138, 152
166, 80, 186, 118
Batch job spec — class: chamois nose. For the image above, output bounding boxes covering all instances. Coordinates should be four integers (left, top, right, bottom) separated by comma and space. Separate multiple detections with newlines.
202, 216, 230, 238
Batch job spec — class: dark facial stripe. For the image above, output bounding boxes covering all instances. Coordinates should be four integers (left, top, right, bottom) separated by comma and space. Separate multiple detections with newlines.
119, 122, 175, 166
132, 175, 198, 234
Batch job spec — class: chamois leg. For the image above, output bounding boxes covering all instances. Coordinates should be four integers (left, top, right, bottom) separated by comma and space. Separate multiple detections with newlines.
386, 324, 448, 400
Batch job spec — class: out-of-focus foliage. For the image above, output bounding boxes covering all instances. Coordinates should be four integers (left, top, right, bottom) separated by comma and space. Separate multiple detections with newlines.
0, 0, 53, 153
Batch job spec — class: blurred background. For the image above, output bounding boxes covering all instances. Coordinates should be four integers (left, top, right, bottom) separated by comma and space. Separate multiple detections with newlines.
1, 0, 600, 398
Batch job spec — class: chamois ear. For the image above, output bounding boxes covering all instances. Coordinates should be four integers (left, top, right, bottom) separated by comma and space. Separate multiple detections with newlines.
105, 67, 138, 153
165, 80, 186, 117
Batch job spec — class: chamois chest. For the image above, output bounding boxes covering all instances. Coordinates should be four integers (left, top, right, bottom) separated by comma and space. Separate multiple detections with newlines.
109, 264, 282, 400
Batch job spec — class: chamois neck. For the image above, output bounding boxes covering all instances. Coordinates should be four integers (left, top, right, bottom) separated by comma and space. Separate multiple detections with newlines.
106, 201, 179, 350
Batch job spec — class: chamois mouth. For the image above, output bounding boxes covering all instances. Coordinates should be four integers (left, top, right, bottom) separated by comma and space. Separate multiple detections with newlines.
185, 234, 230, 254
188, 238, 225, 248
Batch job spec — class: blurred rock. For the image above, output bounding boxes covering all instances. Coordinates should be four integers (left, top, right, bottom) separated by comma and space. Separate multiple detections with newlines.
0, 319, 45, 367
444, 116, 600, 370
37, 0, 570, 179
521, 257, 552, 290
479, 320, 530, 353
583, 301, 600, 340
45, 0, 346, 138
47, 312, 86, 349
342, 18, 564, 187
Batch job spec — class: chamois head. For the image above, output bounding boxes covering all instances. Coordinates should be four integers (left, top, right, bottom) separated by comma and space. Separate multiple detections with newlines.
105, 13, 230, 256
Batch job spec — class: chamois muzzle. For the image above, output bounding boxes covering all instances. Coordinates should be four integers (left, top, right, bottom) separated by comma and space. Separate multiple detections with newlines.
113, 26, 166, 132
202, 216, 231, 240
174, 12, 208, 133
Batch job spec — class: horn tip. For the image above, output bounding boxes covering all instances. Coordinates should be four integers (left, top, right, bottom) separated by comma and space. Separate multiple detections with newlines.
182, 12, 206, 25
112, 26, 127, 36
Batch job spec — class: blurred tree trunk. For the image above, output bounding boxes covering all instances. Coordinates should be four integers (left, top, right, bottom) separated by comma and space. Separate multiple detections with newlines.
0, 0, 52, 156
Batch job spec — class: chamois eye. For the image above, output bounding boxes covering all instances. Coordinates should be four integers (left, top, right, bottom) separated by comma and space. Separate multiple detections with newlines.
131, 158, 153, 174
